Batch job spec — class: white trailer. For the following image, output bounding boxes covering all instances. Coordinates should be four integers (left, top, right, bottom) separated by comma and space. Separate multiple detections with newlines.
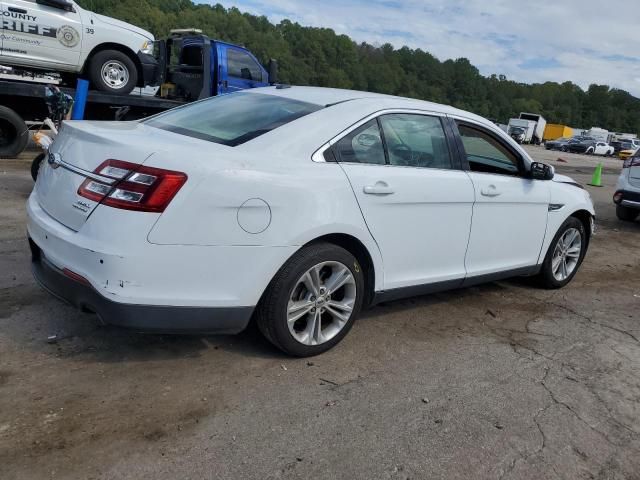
519, 112, 547, 145
586, 127, 611, 143
508, 118, 536, 144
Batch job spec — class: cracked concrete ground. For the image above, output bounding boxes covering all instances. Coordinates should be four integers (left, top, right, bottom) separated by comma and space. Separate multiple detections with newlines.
1, 146, 639, 479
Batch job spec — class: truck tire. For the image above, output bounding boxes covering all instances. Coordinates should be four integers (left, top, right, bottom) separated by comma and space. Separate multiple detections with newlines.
0, 106, 29, 158
89, 50, 138, 94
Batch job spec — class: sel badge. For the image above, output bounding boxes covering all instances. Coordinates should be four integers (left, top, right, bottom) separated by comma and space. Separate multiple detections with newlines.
57, 25, 80, 48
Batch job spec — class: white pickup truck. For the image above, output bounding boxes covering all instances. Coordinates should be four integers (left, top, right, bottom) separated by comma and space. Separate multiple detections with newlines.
0, 0, 157, 94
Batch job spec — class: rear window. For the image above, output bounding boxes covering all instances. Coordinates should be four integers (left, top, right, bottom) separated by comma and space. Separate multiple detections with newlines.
145, 92, 322, 146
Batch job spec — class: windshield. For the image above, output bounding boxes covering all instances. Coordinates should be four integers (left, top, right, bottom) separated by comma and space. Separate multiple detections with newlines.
145, 92, 323, 146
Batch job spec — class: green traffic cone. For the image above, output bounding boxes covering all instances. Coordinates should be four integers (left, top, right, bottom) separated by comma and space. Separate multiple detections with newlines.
588, 163, 603, 187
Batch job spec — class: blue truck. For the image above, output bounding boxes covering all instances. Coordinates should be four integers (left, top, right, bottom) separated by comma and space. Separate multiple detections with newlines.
157, 29, 275, 101
0, 29, 277, 157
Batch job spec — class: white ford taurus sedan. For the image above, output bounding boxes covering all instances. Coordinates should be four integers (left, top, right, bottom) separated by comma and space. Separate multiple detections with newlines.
28, 86, 595, 356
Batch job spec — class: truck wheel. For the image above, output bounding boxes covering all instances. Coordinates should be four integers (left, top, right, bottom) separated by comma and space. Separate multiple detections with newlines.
89, 50, 138, 94
0, 106, 29, 158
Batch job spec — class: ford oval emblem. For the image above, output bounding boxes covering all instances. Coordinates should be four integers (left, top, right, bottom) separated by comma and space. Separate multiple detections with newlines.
48, 152, 62, 169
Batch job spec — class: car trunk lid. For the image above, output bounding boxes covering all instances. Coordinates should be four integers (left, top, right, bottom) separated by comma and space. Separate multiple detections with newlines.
35, 120, 171, 231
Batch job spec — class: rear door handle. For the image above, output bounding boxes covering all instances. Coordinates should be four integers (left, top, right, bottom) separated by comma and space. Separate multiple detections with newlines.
8, 7, 27, 13
480, 185, 501, 197
363, 182, 394, 195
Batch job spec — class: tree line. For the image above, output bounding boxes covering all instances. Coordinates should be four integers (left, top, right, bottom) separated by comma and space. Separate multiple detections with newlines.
78, 0, 640, 134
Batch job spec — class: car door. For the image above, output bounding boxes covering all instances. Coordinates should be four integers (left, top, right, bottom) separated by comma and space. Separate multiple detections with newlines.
217, 44, 265, 93
2, 0, 82, 69
330, 112, 475, 293
452, 119, 550, 279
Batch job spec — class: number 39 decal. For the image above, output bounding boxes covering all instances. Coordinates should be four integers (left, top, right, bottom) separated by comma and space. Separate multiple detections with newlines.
86, 28, 95, 34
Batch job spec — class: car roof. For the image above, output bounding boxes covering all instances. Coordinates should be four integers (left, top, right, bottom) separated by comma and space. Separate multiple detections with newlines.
247, 85, 490, 125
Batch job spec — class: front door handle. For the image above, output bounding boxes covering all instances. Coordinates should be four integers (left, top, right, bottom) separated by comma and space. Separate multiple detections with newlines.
8, 7, 27, 13
363, 181, 395, 195
480, 185, 501, 197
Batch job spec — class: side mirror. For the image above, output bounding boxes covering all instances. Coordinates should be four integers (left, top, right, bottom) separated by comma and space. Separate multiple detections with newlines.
268, 59, 278, 84
530, 162, 554, 181
37, 0, 74, 12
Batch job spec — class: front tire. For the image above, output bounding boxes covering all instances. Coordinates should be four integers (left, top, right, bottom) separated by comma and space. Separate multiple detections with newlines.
616, 205, 638, 222
256, 243, 365, 357
89, 50, 138, 94
537, 217, 587, 289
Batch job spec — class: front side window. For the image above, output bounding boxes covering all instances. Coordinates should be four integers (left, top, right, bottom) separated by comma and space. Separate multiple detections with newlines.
145, 92, 322, 146
334, 119, 386, 165
227, 48, 263, 82
457, 123, 521, 176
379, 114, 452, 169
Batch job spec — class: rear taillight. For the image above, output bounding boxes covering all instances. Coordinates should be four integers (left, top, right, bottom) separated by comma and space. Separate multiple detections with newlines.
78, 160, 187, 212
623, 157, 640, 168
613, 191, 623, 204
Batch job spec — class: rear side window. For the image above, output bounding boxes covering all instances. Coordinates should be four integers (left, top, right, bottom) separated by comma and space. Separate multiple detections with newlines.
379, 114, 452, 169
334, 119, 386, 165
145, 93, 322, 146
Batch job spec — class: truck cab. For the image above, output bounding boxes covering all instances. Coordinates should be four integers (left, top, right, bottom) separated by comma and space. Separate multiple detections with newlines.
0, 0, 156, 94
159, 30, 273, 101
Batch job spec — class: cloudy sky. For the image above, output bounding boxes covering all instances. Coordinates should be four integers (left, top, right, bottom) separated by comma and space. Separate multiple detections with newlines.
198, 0, 640, 96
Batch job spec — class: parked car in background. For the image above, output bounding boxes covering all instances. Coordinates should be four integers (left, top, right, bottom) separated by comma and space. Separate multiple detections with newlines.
619, 147, 639, 161
594, 142, 615, 156
613, 153, 640, 222
545, 137, 573, 151
566, 137, 597, 154
27, 86, 595, 356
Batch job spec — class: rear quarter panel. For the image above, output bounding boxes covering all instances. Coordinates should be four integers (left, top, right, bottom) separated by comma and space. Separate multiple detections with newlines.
146, 146, 384, 291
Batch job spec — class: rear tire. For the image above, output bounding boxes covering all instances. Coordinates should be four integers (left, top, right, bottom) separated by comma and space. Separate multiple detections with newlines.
256, 243, 365, 357
89, 49, 138, 94
537, 217, 587, 289
616, 205, 638, 222
0, 106, 29, 158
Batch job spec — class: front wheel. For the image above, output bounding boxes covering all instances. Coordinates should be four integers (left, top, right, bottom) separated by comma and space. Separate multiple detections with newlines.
256, 243, 365, 356
89, 50, 138, 94
537, 217, 587, 289
616, 205, 638, 222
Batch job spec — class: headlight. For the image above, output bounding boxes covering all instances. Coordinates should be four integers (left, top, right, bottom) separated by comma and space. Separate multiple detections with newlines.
141, 40, 154, 55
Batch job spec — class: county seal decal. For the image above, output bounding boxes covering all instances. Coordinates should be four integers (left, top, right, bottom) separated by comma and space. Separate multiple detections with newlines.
57, 25, 80, 48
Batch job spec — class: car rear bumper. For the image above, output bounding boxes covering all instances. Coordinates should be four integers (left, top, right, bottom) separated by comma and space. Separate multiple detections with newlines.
29, 238, 253, 334
615, 189, 640, 210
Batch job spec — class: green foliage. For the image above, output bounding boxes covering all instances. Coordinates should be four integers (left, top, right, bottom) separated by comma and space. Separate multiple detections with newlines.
77, 0, 640, 133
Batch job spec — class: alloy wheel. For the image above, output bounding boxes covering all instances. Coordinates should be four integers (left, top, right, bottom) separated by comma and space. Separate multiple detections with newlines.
287, 261, 356, 346
551, 228, 582, 281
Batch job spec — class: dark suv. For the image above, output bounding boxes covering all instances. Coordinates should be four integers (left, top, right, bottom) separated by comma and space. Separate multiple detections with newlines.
566, 136, 597, 154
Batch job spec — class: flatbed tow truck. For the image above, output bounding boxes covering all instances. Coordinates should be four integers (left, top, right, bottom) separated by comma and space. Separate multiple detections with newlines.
0, 30, 275, 157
